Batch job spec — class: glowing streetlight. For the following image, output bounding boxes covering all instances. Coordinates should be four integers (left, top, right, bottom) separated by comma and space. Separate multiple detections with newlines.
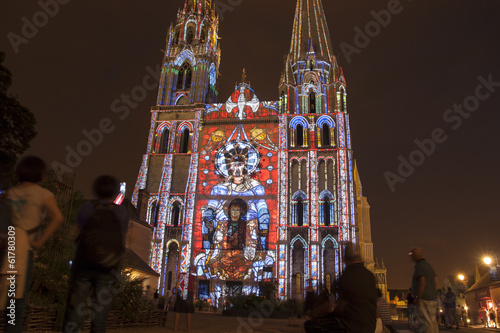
484, 257, 492, 265
458, 274, 465, 281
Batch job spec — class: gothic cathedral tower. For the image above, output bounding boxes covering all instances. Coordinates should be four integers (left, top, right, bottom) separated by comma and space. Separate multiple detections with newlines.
277, 0, 356, 298
132, 0, 372, 300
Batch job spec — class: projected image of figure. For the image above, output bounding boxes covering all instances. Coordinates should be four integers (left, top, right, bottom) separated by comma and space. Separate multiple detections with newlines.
200, 140, 272, 280
227, 199, 246, 250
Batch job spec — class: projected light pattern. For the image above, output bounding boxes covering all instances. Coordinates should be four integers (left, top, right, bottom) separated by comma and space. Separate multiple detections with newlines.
132, 0, 366, 301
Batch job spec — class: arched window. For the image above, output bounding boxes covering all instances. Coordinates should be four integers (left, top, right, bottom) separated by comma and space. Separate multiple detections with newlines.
150, 200, 159, 228
323, 200, 330, 226
309, 60, 314, 71
177, 62, 192, 91
297, 198, 304, 227
340, 88, 345, 112
159, 128, 170, 154
171, 202, 181, 226
174, 30, 180, 44
322, 124, 330, 146
309, 91, 316, 114
186, 27, 195, 44
179, 127, 190, 153
296, 124, 304, 147
177, 70, 184, 90
185, 66, 192, 89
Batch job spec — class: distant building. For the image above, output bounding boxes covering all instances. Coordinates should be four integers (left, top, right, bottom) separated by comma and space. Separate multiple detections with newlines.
465, 264, 500, 325
355, 164, 388, 297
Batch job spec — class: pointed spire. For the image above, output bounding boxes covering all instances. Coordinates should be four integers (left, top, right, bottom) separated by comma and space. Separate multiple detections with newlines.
354, 160, 362, 198
289, 0, 335, 65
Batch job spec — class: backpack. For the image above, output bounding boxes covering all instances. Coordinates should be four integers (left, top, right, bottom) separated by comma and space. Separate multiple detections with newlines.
0, 192, 13, 252
76, 201, 124, 270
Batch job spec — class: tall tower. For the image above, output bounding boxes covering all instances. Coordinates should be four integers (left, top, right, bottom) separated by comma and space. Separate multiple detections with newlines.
156, 0, 220, 106
131, 0, 220, 295
131, 0, 368, 301
277, 0, 357, 298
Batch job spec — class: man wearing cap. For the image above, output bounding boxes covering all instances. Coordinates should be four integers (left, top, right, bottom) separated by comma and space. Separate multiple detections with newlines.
409, 248, 439, 333
304, 242, 377, 332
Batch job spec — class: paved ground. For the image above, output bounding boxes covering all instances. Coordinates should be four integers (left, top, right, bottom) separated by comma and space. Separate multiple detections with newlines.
104, 312, 500, 333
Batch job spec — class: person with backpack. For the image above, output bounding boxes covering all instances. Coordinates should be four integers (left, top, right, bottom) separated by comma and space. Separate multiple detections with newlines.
0, 156, 63, 333
63, 175, 129, 333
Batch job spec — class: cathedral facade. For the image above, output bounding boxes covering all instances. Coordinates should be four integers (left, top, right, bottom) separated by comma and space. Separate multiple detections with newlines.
131, 0, 384, 300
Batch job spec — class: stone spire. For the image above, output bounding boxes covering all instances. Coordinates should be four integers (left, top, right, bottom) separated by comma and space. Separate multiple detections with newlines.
289, 0, 335, 65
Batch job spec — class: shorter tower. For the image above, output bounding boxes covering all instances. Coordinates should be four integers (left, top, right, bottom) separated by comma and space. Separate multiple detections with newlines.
355, 162, 388, 297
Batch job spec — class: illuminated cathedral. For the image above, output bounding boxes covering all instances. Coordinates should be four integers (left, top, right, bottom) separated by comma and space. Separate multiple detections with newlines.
131, 0, 386, 300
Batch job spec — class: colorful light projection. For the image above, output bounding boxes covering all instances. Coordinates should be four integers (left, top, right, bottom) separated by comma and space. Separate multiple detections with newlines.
193, 118, 279, 282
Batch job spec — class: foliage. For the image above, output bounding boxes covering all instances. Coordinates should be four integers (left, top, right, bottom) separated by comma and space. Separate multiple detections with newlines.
111, 273, 149, 321
29, 184, 85, 329
0, 52, 37, 189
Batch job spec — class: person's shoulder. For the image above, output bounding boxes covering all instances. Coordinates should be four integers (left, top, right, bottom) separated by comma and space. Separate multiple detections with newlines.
33, 184, 54, 197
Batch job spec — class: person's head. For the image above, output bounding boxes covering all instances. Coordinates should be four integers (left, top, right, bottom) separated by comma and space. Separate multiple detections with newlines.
344, 241, 362, 265
447, 287, 452, 292
16, 156, 47, 183
92, 175, 120, 199
229, 203, 242, 221
409, 247, 424, 263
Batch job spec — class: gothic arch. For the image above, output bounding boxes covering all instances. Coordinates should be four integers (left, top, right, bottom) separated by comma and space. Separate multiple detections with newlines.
163, 240, 180, 294
177, 61, 192, 90
184, 20, 197, 43
176, 94, 188, 105
309, 89, 316, 114
147, 197, 160, 228
155, 123, 172, 154
292, 191, 308, 226
167, 197, 183, 227
319, 191, 335, 226
289, 116, 309, 129
290, 117, 308, 147
317, 115, 335, 147
290, 235, 307, 298
322, 236, 339, 284
175, 50, 196, 67
176, 122, 193, 154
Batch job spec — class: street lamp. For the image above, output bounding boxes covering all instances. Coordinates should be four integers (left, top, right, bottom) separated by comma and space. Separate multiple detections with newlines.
458, 274, 465, 282
484, 257, 492, 265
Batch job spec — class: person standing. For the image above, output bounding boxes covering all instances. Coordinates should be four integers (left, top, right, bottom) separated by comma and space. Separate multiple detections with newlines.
489, 307, 497, 328
377, 288, 393, 332
153, 289, 159, 308
409, 247, 439, 333
406, 288, 418, 328
443, 287, 460, 329
63, 175, 129, 333
304, 278, 316, 316
1, 156, 63, 333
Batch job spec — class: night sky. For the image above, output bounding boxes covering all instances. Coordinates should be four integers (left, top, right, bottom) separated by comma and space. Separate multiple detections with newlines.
2, 0, 500, 289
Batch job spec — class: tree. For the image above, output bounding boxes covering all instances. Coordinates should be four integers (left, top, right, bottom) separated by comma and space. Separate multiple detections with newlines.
0, 51, 37, 189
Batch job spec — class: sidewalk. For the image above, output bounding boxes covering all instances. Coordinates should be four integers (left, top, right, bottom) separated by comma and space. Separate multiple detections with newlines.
105, 313, 499, 333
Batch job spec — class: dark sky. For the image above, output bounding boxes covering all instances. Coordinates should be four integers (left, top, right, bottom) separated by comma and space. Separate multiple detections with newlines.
2, 0, 500, 289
